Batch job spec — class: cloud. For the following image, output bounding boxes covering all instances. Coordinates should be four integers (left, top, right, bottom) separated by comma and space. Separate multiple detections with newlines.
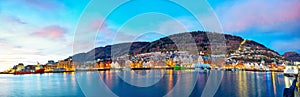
1, 15, 26, 25
89, 18, 115, 36
5, 16, 26, 24
0, 30, 73, 71
31, 25, 66, 40
0, 40, 43, 71
217, 0, 300, 32
74, 17, 129, 51
76, 17, 115, 39
73, 17, 116, 53
0, 1, 88, 71
89, 18, 106, 31
22, 0, 63, 11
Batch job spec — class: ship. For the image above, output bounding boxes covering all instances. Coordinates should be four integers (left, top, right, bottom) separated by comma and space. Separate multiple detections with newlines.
14, 68, 45, 74
14, 62, 45, 74
14, 71, 31, 74
34, 68, 45, 73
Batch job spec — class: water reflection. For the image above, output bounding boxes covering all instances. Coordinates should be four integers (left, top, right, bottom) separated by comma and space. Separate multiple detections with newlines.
0, 73, 84, 97
167, 70, 174, 92
0, 71, 297, 97
114, 70, 165, 87
80, 70, 296, 97
236, 71, 248, 97
213, 71, 295, 97
85, 70, 197, 97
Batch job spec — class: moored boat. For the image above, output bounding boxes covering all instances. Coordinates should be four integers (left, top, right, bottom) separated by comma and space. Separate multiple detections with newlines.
284, 65, 298, 77
15, 71, 31, 74
34, 68, 45, 73
193, 64, 211, 71
14, 68, 45, 74
173, 62, 188, 70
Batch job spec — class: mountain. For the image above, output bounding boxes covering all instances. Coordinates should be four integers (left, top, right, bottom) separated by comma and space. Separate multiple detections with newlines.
72, 31, 284, 63
139, 31, 269, 54
72, 42, 150, 62
284, 52, 300, 62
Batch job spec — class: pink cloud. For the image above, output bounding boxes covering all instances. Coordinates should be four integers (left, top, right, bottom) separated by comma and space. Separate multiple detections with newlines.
31, 25, 66, 40
88, 18, 115, 37
85, 18, 141, 46
217, 0, 300, 32
89, 18, 105, 31
74, 18, 118, 49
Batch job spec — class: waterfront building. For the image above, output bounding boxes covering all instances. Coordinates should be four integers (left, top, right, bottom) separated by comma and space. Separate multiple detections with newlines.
197, 55, 204, 64
234, 61, 246, 69
294, 61, 300, 65
99, 61, 105, 68
92, 62, 99, 68
166, 58, 174, 66
125, 60, 131, 68
245, 63, 251, 68
24, 65, 37, 72
148, 60, 154, 67
45, 60, 57, 72
57, 58, 74, 71
47, 60, 55, 64
142, 61, 149, 67
35, 62, 42, 70
111, 61, 120, 68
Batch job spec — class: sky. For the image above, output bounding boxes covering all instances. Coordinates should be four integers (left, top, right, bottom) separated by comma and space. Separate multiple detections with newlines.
0, 0, 299, 71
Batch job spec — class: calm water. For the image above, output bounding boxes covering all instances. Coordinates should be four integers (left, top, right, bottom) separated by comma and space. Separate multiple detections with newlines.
0, 70, 294, 97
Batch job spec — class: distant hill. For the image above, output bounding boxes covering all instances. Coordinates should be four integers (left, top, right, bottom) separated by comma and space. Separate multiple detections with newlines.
138, 31, 271, 54
72, 31, 283, 62
72, 42, 150, 62
284, 52, 300, 62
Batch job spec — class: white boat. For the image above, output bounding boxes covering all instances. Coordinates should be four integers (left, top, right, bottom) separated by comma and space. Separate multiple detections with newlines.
284, 65, 298, 77
193, 64, 211, 71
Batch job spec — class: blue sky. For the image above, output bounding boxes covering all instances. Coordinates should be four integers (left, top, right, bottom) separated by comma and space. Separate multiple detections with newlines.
0, 0, 299, 70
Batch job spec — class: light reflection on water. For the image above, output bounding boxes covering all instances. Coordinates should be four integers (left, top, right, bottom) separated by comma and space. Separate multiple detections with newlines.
0, 73, 84, 97
0, 71, 295, 97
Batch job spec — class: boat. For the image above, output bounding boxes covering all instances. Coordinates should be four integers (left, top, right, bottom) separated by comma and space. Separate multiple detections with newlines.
15, 68, 45, 74
193, 64, 211, 71
34, 68, 45, 73
15, 71, 31, 74
284, 65, 298, 77
173, 62, 188, 70
174, 66, 187, 70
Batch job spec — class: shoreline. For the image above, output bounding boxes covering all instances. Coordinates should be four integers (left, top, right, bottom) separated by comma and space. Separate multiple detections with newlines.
0, 67, 285, 75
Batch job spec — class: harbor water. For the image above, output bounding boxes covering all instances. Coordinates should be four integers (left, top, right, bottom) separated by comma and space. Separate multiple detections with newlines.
0, 70, 295, 97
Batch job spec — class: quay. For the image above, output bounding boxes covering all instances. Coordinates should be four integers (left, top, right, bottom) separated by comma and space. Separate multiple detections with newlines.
0, 67, 286, 74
